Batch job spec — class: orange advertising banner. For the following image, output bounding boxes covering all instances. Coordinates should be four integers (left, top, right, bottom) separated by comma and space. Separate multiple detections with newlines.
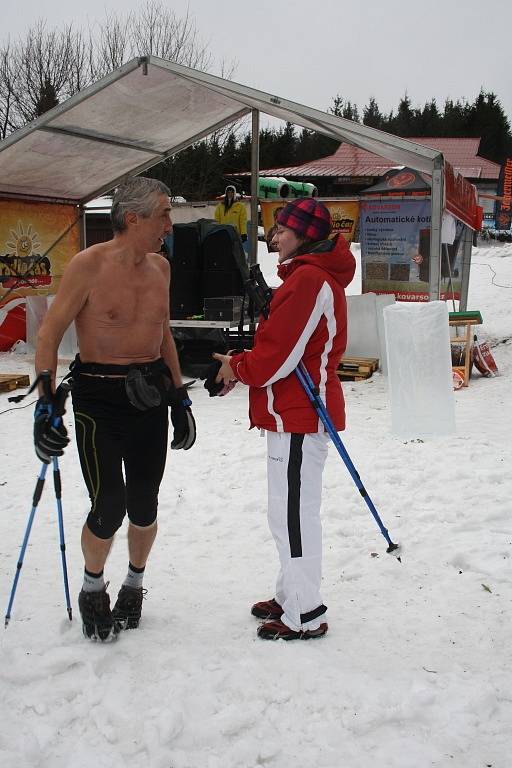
0, 199, 80, 300
260, 199, 359, 252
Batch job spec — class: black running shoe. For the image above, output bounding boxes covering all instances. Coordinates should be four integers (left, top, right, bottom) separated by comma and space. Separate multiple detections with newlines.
251, 598, 283, 620
78, 588, 117, 642
257, 618, 328, 641
112, 585, 145, 630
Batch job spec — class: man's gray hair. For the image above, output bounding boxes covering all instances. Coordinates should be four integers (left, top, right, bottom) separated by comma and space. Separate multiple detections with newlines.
111, 176, 171, 233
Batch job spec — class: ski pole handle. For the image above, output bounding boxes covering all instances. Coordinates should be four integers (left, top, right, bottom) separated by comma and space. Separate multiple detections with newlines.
39, 370, 53, 403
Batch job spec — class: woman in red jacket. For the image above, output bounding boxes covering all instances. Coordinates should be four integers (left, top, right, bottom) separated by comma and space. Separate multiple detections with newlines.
214, 198, 356, 641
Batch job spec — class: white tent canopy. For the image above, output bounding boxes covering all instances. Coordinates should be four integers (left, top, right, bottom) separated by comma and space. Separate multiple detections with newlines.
0, 55, 449, 298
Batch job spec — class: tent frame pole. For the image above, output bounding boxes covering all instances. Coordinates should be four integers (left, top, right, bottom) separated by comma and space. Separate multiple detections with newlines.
429, 157, 444, 301
458, 225, 473, 311
249, 109, 260, 267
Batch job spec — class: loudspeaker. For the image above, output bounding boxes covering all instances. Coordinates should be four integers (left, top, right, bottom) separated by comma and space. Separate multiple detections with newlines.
172, 224, 202, 270
170, 270, 203, 318
169, 224, 203, 318
201, 229, 245, 298
202, 270, 245, 300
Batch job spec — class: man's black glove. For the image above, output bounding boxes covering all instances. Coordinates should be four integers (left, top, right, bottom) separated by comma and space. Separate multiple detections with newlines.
168, 386, 196, 450
33, 384, 70, 464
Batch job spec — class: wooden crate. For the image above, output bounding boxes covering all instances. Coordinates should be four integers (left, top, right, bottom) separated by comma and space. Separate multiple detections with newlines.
336, 356, 379, 381
0, 373, 30, 393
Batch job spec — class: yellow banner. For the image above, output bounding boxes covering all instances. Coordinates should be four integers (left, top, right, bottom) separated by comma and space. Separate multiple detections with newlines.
260, 199, 359, 252
0, 199, 80, 299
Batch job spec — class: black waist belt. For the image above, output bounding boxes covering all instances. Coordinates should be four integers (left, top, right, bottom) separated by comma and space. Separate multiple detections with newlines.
71, 355, 169, 377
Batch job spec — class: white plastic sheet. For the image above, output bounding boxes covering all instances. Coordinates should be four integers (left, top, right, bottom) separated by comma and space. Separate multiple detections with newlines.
345, 292, 395, 374
25, 295, 78, 360
383, 301, 455, 438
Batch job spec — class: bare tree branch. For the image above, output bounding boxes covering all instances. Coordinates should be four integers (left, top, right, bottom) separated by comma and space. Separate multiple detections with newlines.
0, 3, 233, 138
0, 40, 20, 138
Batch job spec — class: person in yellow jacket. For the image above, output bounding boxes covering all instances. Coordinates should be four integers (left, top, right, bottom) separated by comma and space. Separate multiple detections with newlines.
214, 185, 248, 242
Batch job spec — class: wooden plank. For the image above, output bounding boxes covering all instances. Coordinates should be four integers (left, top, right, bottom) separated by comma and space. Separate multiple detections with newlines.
0, 374, 30, 393
341, 356, 379, 367
338, 356, 379, 375
336, 370, 373, 382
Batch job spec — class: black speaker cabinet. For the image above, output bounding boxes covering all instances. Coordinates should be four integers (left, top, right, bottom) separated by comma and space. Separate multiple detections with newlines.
169, 224, 203, 318
202, 270, 245, 300
202, 229, 234, 271
171, 223, 202, 270
201, 230, 245, 298
170, 270, 203, 318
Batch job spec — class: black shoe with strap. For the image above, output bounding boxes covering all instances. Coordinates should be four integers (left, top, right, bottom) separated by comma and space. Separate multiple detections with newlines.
78, 587, 118, 642
250, 598, 283, 620
112, 585, 145, 630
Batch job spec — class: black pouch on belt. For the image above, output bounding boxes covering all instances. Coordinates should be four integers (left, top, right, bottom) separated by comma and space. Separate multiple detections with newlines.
125, 369, 162, 410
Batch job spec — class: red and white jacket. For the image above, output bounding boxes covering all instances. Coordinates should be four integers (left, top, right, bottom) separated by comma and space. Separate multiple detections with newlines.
231, 235, 356, 433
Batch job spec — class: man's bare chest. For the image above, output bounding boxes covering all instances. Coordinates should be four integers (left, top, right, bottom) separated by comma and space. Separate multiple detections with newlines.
82, 272, 168, 326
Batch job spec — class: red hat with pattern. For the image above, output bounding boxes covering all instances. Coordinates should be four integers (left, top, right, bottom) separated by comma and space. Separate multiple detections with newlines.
276, 198, 332, 242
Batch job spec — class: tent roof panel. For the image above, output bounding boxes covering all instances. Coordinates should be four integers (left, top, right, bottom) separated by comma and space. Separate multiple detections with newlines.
0, 55, 443, 205
0, 130, 161, 203
49, 64, 249, 154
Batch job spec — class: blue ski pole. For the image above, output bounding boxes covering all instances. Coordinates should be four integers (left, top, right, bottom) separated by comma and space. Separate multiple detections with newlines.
5, 462, 49, 627
52, 455, 72, 621
5, 372, 72, 627
295, 361, 401, 560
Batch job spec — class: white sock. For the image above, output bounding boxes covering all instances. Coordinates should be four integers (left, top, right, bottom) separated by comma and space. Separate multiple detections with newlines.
82, 568, 105, 592
123, 562, 145, 589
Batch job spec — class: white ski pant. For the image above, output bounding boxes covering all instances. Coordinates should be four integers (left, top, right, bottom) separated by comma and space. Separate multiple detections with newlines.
266, 430, 329, 632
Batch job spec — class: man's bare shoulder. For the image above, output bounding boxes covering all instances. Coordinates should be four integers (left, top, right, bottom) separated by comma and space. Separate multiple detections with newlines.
148, 251, 170, 274
67, 242, 112, 271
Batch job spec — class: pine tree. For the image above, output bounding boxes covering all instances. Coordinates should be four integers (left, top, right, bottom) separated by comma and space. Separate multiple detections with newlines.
363, 97, 384, 129
330, 95, 360, 122
390, 93, 415, 137
466, 91, 512, 163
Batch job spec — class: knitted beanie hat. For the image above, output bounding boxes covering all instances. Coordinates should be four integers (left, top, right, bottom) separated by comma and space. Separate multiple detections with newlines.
276, 198, 332, 242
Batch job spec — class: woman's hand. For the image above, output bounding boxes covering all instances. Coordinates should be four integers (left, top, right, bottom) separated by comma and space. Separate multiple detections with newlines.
212, 353, 238, 396
212, 352, 235, 385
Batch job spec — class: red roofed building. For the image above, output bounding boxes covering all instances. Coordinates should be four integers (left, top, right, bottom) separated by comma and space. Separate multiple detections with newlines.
235, 137, 500, 219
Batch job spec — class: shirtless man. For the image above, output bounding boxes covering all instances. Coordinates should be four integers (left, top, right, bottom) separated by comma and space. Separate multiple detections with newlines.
34, 176, 196, 641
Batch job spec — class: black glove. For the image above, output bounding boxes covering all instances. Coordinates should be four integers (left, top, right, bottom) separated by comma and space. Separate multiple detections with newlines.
241, 234, 247, 243
203, 357, 239, 397
33, 385, 70, 464
168, 386, 196, 450
203, 360, 225, 397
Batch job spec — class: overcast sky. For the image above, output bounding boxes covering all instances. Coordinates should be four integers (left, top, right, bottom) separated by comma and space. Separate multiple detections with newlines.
2, 0, 512, 130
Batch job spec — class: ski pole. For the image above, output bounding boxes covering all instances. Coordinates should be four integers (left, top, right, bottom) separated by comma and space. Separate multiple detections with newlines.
44, 374, 73, 621
5, 372, 72, 627
5, 462, 49, 627
295, 361, 401, 560
52, 455, 72, 621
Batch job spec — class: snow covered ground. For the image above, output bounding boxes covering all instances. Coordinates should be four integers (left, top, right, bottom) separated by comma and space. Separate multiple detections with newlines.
0, 242, 511, 768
